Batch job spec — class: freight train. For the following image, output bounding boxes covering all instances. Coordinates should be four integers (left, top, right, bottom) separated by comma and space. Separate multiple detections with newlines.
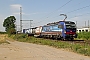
28, 14, 77, 40
34, 21, 77, 40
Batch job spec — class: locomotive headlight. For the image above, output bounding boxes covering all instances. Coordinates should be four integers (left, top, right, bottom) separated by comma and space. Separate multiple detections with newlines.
64, 30, 66, 33
73, 34, 75, 36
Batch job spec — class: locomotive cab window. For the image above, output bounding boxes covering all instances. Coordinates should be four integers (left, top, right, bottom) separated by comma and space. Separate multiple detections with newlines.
65, 21, 76, 28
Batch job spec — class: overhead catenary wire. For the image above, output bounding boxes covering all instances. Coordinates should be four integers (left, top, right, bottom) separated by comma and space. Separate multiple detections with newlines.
44, 0, 73, 18
67, 12, 90, 28
66, 4, 90, 14
34, 0, 90, 27
46, 4, 90, 22
34, 0, 73, 24
68, 12, 90, 19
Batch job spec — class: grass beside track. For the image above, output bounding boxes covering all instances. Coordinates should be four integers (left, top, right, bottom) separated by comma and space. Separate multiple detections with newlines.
0, 40, 10, 44
0, 34, 10, 44
10, 34, 90, 56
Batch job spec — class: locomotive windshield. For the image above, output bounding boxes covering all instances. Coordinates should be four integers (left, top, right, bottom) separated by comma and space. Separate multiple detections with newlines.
65, 21, 76, 28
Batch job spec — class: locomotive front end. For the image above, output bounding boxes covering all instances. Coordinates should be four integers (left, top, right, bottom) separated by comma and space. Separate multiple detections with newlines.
65, 21, 77, 40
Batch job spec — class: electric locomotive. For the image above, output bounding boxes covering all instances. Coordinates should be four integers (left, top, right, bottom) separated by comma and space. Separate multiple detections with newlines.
34, 14, 77, 40
41, 21, 77, 40
59, 21, 77, 40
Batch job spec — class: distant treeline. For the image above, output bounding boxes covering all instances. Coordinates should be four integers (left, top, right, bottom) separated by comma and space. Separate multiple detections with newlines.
0, 31, 7, 34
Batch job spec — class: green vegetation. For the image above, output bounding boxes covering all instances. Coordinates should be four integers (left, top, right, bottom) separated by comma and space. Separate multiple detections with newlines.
0, 32, 7, 34
0, 40, 10, 44
77, 32, 90, 40
10, 34, 90, 56
3, 16, 16, 35
0, 34, 10, 44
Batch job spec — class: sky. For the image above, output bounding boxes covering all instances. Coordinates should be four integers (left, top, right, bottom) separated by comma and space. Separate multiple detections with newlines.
0, 0, 90, 31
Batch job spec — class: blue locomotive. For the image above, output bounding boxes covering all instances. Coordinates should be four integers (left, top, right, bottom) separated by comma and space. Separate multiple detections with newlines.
34, 14, 77, 40
40, 21, 77, 40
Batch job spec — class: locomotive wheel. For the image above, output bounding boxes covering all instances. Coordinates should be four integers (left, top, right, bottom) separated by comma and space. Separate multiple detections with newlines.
61, 38, 65, 41
70, 38, 74, 40
68, 38, 74, 40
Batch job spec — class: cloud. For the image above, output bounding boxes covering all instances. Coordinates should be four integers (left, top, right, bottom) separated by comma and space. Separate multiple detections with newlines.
10, 4, 22, 11
24, 12, 39, 16
10, 4, 26, 16
13, 12, 41, 16
24, 12, 47, 16
13, 12, 25, 15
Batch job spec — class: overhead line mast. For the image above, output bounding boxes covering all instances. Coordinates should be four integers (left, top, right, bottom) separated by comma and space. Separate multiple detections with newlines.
20, 7, 33, 33
20, 7, 22, 33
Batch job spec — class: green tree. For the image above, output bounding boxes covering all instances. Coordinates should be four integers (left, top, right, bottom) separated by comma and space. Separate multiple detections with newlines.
3, 16, 16, 33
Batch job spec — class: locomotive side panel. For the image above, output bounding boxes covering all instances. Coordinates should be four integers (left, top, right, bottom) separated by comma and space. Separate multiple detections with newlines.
41, 21, 77, 40
41, 24, 63, 39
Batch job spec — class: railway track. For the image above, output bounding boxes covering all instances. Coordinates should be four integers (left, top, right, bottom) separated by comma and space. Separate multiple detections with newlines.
64, 39, 84, 43
60, 39, 90, 46
63, 40, 85, 45
33, 34, 90, 46
36, 37, 90, 45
